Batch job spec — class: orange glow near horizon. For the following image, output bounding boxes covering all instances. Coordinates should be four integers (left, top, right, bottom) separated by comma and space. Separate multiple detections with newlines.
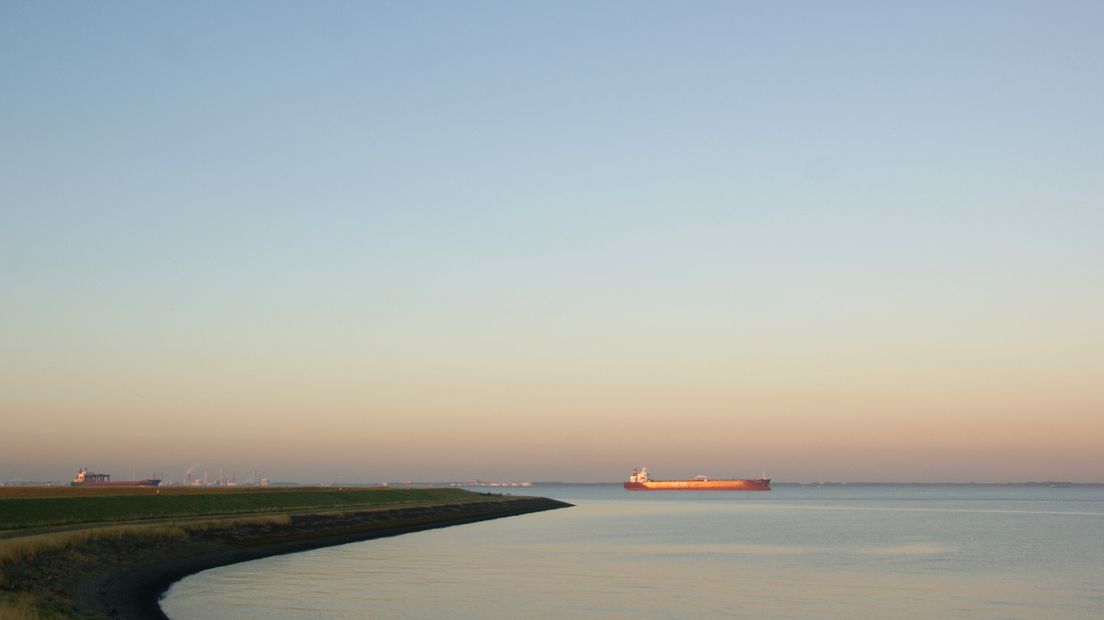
3, 315, 1101, 483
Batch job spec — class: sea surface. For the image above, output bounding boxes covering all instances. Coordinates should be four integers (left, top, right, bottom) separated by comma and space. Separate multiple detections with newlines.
161, 484, 1104, 619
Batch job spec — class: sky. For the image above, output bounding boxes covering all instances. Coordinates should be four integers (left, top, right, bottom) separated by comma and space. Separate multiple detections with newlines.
2, 1, 1102, 483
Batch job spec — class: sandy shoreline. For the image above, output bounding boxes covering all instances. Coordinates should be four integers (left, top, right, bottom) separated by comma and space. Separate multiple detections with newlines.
3, 495, 571, 619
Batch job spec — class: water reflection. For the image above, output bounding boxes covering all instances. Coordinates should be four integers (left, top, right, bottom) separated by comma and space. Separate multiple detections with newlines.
162, 485, 1104, 620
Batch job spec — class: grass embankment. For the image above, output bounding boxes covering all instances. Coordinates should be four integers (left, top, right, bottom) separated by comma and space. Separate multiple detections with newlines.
0, 486, 474, 531
0, 487, 570, 620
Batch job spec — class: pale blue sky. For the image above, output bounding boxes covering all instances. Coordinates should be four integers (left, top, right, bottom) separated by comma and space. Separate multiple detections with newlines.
2, 2, 1102, 483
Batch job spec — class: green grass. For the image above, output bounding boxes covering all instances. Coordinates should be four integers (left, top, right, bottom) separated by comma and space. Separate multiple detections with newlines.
0, 592, 51, 620
0, 487, 486, 530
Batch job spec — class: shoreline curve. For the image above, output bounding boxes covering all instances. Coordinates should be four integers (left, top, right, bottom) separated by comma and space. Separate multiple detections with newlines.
76, 496, 571, 620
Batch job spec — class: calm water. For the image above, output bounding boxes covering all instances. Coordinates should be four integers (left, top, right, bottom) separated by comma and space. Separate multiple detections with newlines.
161, 484, 1104, 619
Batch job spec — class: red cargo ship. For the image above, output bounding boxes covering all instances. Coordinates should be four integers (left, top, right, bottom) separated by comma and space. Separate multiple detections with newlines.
623, 466, 770, 491
70, 467, 161, 487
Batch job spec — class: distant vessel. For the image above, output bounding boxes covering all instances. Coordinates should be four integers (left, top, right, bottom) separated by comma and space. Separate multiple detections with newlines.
70, 467, 161, 487
623, 466, 770, 491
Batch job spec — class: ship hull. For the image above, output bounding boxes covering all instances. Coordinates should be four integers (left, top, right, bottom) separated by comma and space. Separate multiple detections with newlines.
623, 479, 770, 491
70, 479, 161, 488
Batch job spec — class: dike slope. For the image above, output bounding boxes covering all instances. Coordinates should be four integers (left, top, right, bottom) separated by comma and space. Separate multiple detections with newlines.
1, 493, 571, 619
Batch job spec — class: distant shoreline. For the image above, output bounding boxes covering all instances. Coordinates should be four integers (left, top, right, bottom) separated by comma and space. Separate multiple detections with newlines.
525, 481, 1104, 487
767, 481, 1104, 487
3, 480, 1101, 489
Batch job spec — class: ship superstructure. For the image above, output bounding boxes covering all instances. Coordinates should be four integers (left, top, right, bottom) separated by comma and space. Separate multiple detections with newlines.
624, 466, 770, 491
71, 467, 161, 487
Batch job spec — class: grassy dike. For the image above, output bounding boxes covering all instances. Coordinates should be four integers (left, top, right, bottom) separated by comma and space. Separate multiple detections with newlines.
0, 487, 571, 619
